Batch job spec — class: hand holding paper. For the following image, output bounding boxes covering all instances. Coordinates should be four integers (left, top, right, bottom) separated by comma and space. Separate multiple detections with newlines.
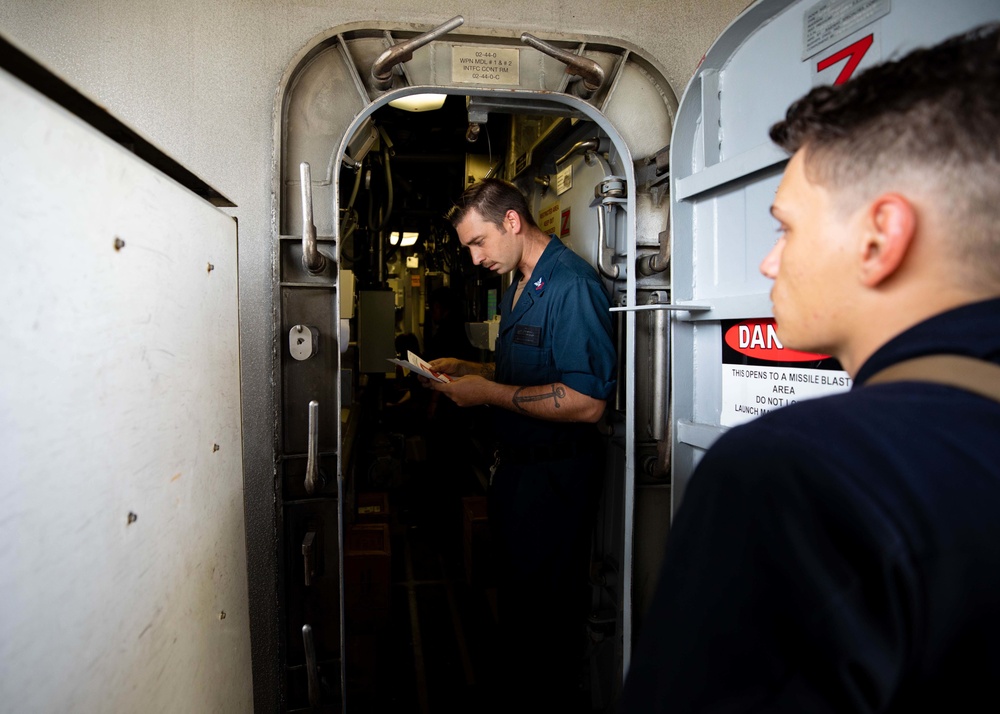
387, 350, 454, 383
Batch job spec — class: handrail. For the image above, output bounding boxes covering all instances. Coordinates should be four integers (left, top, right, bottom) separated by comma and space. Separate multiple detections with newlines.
520, 33, 605, 98
299, 162, 327, 274
371, 16, 465, 90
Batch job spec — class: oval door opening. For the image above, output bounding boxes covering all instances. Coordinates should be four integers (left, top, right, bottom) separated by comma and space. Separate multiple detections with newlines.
272, 23, 677, 713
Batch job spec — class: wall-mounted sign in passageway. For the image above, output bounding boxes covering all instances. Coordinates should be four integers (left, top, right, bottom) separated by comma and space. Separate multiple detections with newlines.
720, 318, 852, 427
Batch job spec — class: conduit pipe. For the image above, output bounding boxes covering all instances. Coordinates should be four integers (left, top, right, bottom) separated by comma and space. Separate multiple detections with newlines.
556, 138, 600, 168
373, 140, 394, 233
338, 162, 364, 254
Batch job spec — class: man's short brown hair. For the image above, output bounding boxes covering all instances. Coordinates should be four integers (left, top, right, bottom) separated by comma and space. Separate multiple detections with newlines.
447, 178, 539, 230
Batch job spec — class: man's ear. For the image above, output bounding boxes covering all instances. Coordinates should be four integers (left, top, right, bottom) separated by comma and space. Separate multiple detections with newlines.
858, 193, 917, 288
505, 209, 524, 234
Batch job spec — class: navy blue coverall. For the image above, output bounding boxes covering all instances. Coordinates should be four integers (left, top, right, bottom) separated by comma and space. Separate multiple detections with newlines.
621, 298, 1000, 712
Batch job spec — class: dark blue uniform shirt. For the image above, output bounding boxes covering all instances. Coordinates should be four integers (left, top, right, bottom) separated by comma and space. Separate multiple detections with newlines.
493, 236, 616, 448
622, 297, 1000, 713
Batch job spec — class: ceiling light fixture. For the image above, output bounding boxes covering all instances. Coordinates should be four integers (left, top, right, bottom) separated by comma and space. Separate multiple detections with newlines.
388, 93, 447, 112
390, 231, 419, 247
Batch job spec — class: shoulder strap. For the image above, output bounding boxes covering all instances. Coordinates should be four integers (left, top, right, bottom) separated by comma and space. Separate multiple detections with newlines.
865, 355, 1000, 404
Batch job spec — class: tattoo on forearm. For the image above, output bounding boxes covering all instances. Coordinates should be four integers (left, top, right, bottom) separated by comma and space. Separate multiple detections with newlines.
482, 364, 495, 381
512, 385, 566, 413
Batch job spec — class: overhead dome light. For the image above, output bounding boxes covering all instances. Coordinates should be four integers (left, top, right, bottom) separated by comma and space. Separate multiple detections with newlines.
390, 231, 419, 247
388, 93, 447, 112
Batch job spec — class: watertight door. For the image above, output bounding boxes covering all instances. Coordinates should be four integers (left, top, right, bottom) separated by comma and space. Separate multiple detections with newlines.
0, 56, 251, 711
275, 23, 680, 706
670, 0, 1000, 510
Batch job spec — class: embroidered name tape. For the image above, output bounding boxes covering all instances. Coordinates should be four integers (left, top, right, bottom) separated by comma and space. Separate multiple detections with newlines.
513, 324, 542, 346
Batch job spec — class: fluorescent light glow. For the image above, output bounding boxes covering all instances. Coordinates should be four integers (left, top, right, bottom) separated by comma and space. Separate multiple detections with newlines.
390, 231, 419, 247
388, 93, 447, 112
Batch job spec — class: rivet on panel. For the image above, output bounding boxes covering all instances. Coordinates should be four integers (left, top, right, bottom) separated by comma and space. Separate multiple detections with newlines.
114, 237, 126, 251
207, 263, 215, 273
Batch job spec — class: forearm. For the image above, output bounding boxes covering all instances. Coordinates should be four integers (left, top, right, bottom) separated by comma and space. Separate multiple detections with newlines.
457, 360, 495, 379
429, 367, 605, 422
488, 381, 606, 423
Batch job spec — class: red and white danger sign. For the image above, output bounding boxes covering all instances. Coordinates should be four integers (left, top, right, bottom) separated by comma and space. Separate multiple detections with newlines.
720, 318, 852, 426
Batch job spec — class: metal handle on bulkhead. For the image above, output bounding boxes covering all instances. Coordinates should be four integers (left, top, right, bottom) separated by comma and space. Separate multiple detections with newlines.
651, 293, 669, 442
520, 33, 605, 98
302, 624, 321, 707
305, 400, 325, 495
595, 204, 620, 280
300, 162, 327, 274
302, 530, 316, 587
371, 15, 465, 90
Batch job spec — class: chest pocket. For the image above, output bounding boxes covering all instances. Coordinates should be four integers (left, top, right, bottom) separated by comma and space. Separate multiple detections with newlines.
512, 324, 546, 367
509, 341, 555, 384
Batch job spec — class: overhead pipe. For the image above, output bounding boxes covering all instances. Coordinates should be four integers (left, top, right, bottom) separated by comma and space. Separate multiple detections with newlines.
373, 138, 394, 233
555, 137, 610, 169
338, 162, 364, 258
374, 136, 395, 286
520, 33, 606, 99
555, 136, 615, 189
556, 138, 599, 167
371, 16, 465, 90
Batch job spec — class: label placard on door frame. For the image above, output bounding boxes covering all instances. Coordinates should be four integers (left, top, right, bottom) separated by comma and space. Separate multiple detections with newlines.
802, 0, 889, 59
452, 46, 520, 85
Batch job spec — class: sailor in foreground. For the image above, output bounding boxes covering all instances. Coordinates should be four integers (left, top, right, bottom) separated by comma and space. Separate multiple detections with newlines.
622, 23, 1000, 713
